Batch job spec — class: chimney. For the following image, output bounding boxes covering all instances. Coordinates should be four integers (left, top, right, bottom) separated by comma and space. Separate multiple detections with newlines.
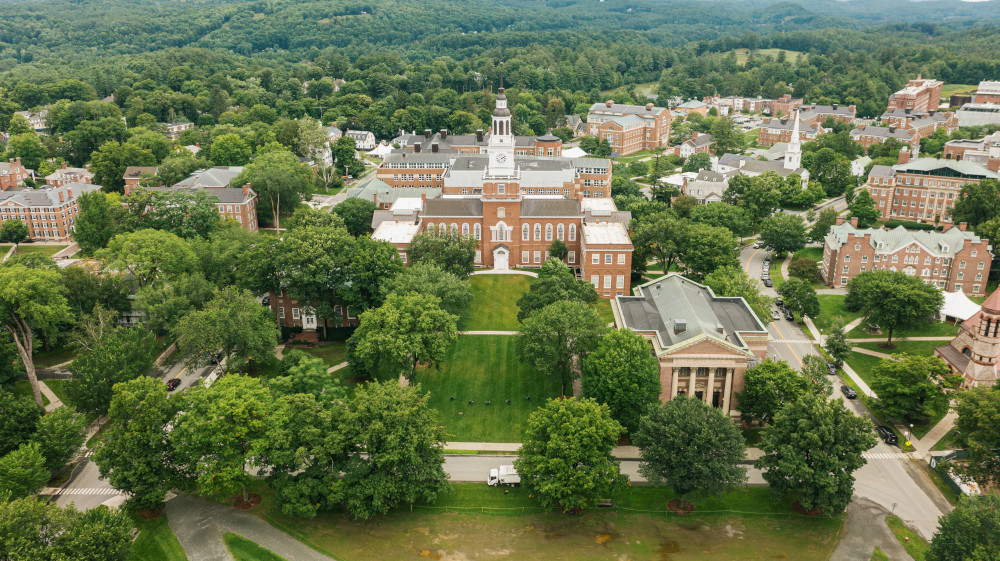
476, 129, 484, 142
440, 129, 447, 140
605, 100, 614, 108
645, 103, 654, 111
421, 192, 427, 203
431, 142, 439, 153
942, 223, 953, 232
424, 129, 432, 139
850, 217, 859, 227
242, 183, 250, 197
67, 188, 73, 199
61, 162, 67, 169
673, 319, 687, 335
196, 142, 200, 148
898, 149, 910, 165
832, 103, 839, 110
889, 125, 897, 133
58, 191, 64, 203
414, 142, 421, 153
835, 217, 845, 226
958, 222, 968, 231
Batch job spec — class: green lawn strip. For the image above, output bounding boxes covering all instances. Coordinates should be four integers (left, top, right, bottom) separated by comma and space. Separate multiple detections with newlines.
300, 342, 347, 368
932, 427, 960, 451
813, 294, 863, 333
223, 533, 288, 561
885, 515, 929, 561
915, 461, 961, 506
769, 258, 784, 290
11, 380, 49, 406
853, 340, 945, 357
593, 298, 615, 325
418, 335, 560, 442
870, 546, 890, 561
847, 320, 959, 340
460, 275, 529, 331
43, 379, 69, 405
128, 514, 188, 561
940, 84, 977, 100
249, 481, 844, 561
33, 345, 76, 368
11, 244, 69, 258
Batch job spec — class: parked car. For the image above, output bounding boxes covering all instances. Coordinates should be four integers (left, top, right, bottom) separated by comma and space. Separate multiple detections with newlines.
772, 311, 781, 320
775, 297, 784, 306
166, 378, 181, 391
753, 242, 760, 248
841, 384, 857, 399
876, 425, 899, 445
487, 465, 520, 487
782, 308, 794, 320
763, 279, 773, 287
827, 362, 838, 375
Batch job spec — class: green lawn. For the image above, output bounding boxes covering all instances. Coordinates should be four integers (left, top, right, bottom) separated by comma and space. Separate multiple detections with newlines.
8, 244, 69, 258
729, 48, 804, 65
847, 320, 959, 340
33, 345, 76, 367
853, 340, 946, 357
940, 83, 977, 101
300, 342, 347, 367
461, 274, 530, 331
871, 546, 890, 561
11, 380, 49, 406
793, 247, 824, 261
932, 427, 961, 451
128, 515, 188, 561
601, 81, 658, 97
611, 151, 656, 164
769, 258, 784, 290
813, 294, 863, 333
43, 379, 69, 405
251, 481, 844, 561
593, 298, 615, 325
223, 533, 287, 561
844, 351, 883, 387
886, 515, 929, 561
417, 335, 560, 442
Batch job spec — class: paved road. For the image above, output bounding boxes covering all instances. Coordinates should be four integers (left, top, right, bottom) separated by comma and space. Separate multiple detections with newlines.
53, 453, 123, 511
156, 358, 215, 393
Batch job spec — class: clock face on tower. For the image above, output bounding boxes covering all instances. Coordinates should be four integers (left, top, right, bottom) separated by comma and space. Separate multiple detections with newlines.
494, 153, 508, 165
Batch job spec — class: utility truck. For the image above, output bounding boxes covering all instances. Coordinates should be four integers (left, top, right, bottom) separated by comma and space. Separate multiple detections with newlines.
487, 465, 520, 486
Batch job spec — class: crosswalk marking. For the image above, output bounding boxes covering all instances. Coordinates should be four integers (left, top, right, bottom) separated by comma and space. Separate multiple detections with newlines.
770, 339, 813, 344
862, 452, 910, 460
60, 487, 122, 495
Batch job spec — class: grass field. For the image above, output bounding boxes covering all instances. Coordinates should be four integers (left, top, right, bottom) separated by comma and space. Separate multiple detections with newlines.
11, 380, 49, 406
600, 81, 657, 97
128, 515, 188, 561
729, 48, 804, 65
43, 379, 69, 405
886, 515, 929, 561
932, 427, 960, 451
301, 342, 347, 367
853, 340, 945, 357
940, 83, 977, 102
251, 482, 845, 561
813, 294, 863, 333
794, 247, 824, 261
847, 320, 959, 340
223, 533, 287, 561
593, 298, 615, 325
845, 351, 882, 387
418, 335, 560, 442
33, 344, 76, 367
461, 275, 530, 331
8, 244, 69, 258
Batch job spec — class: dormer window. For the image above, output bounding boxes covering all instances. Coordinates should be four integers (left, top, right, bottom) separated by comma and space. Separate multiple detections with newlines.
941, 244, 949, 253
876, 241, 885, 250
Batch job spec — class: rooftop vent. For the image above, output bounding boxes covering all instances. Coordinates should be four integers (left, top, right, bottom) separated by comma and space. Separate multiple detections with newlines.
716, 323, 724, 334
673, 319, 687, 335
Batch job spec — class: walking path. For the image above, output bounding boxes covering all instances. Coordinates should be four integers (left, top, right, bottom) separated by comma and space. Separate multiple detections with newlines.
847, 337, 953, 343
165, 493, 335, 561
442, 442, 766, 461
779, 251, 791, 280
909, 408, 958, 460
325, 362, 349, 374
38, 380, 62, 413
1, 245, 14, 262
829, 498, 914, 561
469, 269, 538, 278
853, 347, 893, 360
459, 330, 518, 335
52, 243, 78, 259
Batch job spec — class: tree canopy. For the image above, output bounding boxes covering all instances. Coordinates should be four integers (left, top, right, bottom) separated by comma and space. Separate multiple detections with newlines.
581, 328, 661, 433
845, 270, 944, 346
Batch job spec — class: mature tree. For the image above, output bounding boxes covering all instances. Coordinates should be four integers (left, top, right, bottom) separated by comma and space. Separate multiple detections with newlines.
5, 134, 47, 170
672, 195, 698, 218
756, 393, 877, 514
847, 189, 881, 227
871, 354, 953, 423
342, 381, 449, 519
66, 327, 158, 416
953, 387, 1000, 489
709, 116, 744, 155
90, 141, 157, 193
332, 198, 378, 236
73, 191, 125, 254
332, 135, 363, 176
759, 213, 808, 257
173, 287, 279, 373
232, 150, 315, 228
381, 262, 472, 318
581, 329, 661, 433
726, 173, 781, 223
952, 179, 1000, 228
133, 272, 214, 333
33, 405, 86, 473
93, 377, 181, 511
690, 202, 752, 239
50, 505, 133, 561
209, 133, 252, 166
735, 360, 808, 425
800, 355, 833, 397
804, 147, 853, 197
0, 265, 72, 405
682, 152, 712, 172
632, 212, 684, 273
346, 235, 407, 312
679, 222, 740, 280
975, 215, 1000, 250
407, 231, 478, 278
171, 375, 272, 502
634, 396, 746, 504
267, 352, 345, 400
154, 153, 212, 186
845, 270, 943, 346
515, 397, 628, 513
517, 259, 598, 322
788, 257, 818, 283
285, 205, 345, 231
809, 207, 840, 241
519, 301, 607, 395
0, 391, 43, 456
0, 219, 29, 247
548, 239, 569, 261
126, 129, 173, 163
349, 292, 457, 382
611, 176, 642, 199
255, 391, 348, 518
0, 443, 49, 499
97, 229, 198, 289
927, 494, 1000, 561
0, 498, 73, 558
824, 317, 851, 369
778, 278, 820, 319
140, 189, 222, 239
703, 265, 773, 325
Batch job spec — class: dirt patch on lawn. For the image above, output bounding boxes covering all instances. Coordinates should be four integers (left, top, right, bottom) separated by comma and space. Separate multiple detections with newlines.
233, 493, 262, 510
667, 499, 695, 515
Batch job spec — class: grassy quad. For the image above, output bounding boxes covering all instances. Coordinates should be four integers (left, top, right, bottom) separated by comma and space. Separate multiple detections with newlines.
417, 335, 560, 442
847, 320, 959, 341
250, 482, 845, 561
461, 275, 530, 331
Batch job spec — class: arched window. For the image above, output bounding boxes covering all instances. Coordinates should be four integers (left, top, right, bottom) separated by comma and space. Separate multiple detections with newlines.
522, 224, 529, 241
545, 224, 553, 241
426, 223, 435, 236
569, 224, 577, 241
534, 224, 542, 241
462, 223, 470, 236
450, 223, 459, 235
474, 223, 482, 240
557, 224, 565, 240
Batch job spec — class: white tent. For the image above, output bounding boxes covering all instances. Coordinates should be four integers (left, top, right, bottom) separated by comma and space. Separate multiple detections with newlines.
366, 142, 393, 158
561, 146, 587, 158
939, 290, 981, 323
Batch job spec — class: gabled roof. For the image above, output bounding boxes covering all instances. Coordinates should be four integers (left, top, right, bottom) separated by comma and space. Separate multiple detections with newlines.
520, 198, 580, 217
825, 223, 989, 258
893, 158, 999, 179
588, 102, 666, 115
0, 182, 99, 207
174, 167, 244, 188
422, 198, 483, 217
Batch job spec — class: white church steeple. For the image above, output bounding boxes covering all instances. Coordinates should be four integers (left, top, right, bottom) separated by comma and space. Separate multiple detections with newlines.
784, 111, 802, 171
487, 64, 516, 176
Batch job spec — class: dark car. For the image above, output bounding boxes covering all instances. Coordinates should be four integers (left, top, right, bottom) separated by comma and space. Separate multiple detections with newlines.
775, 297, 784, 306
876, 425, 899, 445
763, 278, 773, 287
827, 362, 838, 375
783, 308, 794, 321
166, 378, 181, 391
840, 384, 857, 399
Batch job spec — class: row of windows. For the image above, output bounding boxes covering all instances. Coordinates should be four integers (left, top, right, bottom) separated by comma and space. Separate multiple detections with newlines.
592, 253, 627, 265
385, 162, 448, 169
425, 222, 482, 240
521, 223, 577, 242
846, 253, 953, 266
520, 250, 576, 264
589, 274, 626, 290
277, 306, 356, 320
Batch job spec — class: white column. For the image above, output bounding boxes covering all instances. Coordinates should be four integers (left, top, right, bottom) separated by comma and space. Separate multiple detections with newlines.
688, 368, 696, 398
670, 367, 679, 399
722, 368, 733, 414
706, 368, 716, 406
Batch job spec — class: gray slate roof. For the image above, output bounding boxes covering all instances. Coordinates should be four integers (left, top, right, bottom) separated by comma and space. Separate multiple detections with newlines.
174, 167, 244, 189
520, 198, 580, 217
344, 177, 442, 205
145, 186, 252, 204
422, 198, 483, 217
868, 165, 895, 179
588, 102, 666, 115
825, 222, 990, 257
0, 182, 100, 207
893, 158, 999, 179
